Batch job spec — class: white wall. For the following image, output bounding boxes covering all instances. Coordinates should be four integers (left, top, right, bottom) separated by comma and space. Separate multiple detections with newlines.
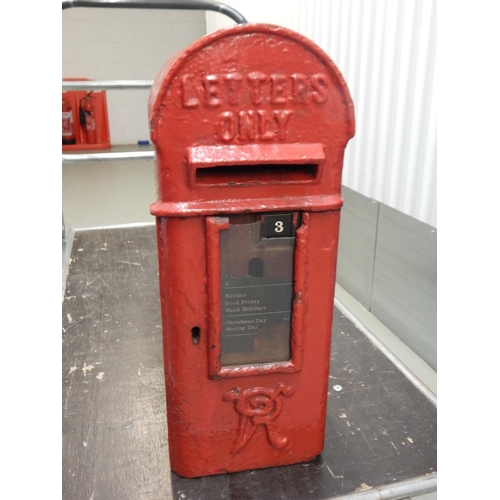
62, 7, 207, 145
207, 1, 437, 228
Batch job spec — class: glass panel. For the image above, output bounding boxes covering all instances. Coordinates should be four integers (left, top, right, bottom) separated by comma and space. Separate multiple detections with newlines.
220, 214, 296, 366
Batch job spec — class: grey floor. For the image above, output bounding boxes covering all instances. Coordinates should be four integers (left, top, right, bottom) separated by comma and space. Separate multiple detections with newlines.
62, 146, 437, 500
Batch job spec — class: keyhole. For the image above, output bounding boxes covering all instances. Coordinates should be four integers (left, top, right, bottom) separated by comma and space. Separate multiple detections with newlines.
191, 326, 200, 345
248, 257, 264, 277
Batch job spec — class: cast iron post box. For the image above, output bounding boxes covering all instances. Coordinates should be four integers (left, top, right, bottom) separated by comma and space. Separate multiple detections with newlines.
148, 23, 355, 478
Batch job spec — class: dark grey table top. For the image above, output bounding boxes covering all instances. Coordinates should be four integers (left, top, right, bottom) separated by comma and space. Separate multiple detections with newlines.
62, 224, 437, 500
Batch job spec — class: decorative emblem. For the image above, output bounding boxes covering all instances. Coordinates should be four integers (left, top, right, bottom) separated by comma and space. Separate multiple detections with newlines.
223, 383, 294, 453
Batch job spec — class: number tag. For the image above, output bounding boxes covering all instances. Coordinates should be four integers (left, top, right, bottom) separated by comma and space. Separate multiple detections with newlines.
264, 213, 293, 237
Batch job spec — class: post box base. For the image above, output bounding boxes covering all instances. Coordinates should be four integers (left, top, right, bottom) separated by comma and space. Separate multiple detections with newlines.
167, 412, 328, 478
172, 453, 319, 479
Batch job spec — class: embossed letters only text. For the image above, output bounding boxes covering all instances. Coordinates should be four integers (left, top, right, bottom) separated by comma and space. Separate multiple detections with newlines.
180, 72, 329, 142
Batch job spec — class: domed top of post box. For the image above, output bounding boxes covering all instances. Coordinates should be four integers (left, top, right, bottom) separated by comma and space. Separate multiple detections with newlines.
149, 23, 355, 217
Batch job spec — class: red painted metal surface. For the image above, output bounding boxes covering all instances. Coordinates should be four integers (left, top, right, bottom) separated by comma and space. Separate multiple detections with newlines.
149, 23, 355, 478
62, 79, 110, 150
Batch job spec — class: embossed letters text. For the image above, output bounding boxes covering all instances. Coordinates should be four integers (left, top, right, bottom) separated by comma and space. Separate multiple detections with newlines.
180, 72, 329, 142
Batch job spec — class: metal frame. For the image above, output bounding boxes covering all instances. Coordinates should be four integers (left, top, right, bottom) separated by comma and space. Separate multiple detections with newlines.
62, 80, 153, 90
326, 474, 437, 500
62, 150, 155, 163
62, 0, 248, 24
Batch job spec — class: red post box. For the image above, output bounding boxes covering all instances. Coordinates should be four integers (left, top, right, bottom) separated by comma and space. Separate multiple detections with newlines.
148, 23, 355, 478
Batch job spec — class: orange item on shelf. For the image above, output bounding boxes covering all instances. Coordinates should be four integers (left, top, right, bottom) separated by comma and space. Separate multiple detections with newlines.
62, 78, 110, 150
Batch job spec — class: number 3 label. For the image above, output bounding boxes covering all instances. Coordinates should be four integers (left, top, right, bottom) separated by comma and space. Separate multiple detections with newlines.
264, 213, 293, 238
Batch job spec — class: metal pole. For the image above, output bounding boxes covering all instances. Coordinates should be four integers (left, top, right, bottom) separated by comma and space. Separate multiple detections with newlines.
62, 0, 248, 24
62, 80, 153, 91
326, 473, 437, 500
62, 151, 155, 163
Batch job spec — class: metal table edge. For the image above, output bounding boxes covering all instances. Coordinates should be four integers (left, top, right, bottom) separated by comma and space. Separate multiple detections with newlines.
333, 298, 437, 408
324, 472, 437, 500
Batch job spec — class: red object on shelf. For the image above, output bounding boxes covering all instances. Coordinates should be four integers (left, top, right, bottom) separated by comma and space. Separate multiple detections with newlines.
62, 78, 110, 150
62, 99, 76, 145
81, 93, 97, 145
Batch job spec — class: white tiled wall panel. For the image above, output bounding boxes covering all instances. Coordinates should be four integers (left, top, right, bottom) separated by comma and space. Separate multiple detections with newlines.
62, 7, 207, 145
206, 0, 437, 227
